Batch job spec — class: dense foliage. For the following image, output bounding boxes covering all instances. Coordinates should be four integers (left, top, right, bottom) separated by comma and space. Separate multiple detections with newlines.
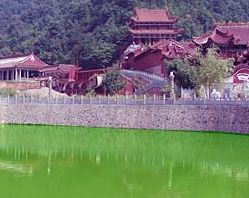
101, 69, 124, 95
195, 48, 233, 97
0, 0, 249, 68
166, 48, 233, 97
166, 59, 197, 89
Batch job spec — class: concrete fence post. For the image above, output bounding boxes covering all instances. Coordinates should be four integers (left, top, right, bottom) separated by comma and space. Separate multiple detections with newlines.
72, 95, 75, 104
163, 94, 166, 105
143, 95, 146, 105
7, 94, 9, 103
22, 95, 24, 104
81, 95, 83, 104
125, 95, 128, 105
15, 94, 17, 104
63, 96, 66, 104
107, 95, 110, 105
153, 94, 156, 105
135, 95, 137, 104
89, 95, 92, 104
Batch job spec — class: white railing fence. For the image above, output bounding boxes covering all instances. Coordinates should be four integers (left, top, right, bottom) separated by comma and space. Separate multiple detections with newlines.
1, 94, 249, 106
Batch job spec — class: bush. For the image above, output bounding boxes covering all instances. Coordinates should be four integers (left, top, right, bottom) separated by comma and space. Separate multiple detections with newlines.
0, 88, 17, 97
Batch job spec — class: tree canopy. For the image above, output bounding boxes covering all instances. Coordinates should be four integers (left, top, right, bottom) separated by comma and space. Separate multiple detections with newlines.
166, 59, 197, 89
0, 0, 248, 68
102, 69, 124, 95
166, 48, 233, 97
195, 48, 233, 97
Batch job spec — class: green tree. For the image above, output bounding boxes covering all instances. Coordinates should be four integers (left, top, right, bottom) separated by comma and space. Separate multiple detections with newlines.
166, 58, 197, 89
102, 69, 124, 95
195, 48, 233, 97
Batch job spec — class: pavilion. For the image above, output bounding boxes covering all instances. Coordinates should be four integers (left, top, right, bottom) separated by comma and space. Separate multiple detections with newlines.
0, 54, 48, 81
193, 22, 249, 58
128, 8, 183, 45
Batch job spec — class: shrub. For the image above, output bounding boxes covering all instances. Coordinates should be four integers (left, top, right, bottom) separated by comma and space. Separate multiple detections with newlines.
0, 88, 17, 97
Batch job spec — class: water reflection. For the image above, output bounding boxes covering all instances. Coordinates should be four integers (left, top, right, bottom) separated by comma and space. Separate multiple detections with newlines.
0, 125, 249, 198
0, 161, 33, 176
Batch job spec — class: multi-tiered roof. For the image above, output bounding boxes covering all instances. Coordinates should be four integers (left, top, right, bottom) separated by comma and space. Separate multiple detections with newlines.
193, 22, 249, 52
130, 8, 178, 23
128, 8, 183, 45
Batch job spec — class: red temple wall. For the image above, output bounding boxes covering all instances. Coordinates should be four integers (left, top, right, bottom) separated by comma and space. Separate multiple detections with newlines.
68, 70, 76, 81
133, 50, 166, 76
118, 81, 135, 95
78, 69, 105, 82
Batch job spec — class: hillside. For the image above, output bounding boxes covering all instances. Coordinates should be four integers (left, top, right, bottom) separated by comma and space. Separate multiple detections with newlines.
0, 0, 249, 68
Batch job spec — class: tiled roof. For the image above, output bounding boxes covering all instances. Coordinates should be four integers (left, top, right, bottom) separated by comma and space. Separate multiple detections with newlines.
211, 29, 233, 44
39, 66, 58, 73
132, 40, 197, 60
181, 42, 197, 56
0, 56, 28, 68
129, 29, 180, 35
78, 68, 107, 73
217, 24, 249, 45
151, 40, 196, 56
192, 33, 211, 45
58, 64, 79, 71
234, 63, 249, 73
40, 64, 79, 73
131, 8, 178, 23
0, 54, 48, 69
193, 23, 249, 46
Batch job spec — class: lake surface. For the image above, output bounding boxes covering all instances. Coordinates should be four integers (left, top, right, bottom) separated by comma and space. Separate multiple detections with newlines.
0, 125, 249, 198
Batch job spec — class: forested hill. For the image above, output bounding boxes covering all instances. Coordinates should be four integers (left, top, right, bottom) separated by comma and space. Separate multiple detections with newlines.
0, 0, 249, 68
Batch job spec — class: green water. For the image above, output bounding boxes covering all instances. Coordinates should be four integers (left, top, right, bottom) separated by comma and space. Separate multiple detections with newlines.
0, 125, 249, 198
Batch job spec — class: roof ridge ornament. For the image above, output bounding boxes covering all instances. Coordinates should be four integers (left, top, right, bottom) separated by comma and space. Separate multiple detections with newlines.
30, 53, 35, 61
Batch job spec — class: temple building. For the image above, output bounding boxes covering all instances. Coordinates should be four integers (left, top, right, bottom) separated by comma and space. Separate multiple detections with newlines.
39, 64, 79, 82
128, 8, 183, 45
122, 40, 196, 77
0, 54, 48, 81
193, 22, 249, 58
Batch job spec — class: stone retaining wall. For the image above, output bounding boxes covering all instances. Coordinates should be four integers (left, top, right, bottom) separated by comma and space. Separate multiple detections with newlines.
0, 104, 248, 133
0, 81, 41, 90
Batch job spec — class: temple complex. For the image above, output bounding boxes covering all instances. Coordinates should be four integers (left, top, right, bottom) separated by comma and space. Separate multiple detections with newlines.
193, 22, 249, 58
128, 8, 183, 45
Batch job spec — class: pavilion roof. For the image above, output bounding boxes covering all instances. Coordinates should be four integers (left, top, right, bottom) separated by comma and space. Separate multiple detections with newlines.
234, 63, 249, 73
0, 54, 48, 70
78, 68, 107, 74
217, 24, 249, 45
129, 29, 181, 35
131, 8, 178, 23
193, 23, 249, 46
40, 64, 80, 73
131, 40, 197, 60
151, 40, 197, 59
